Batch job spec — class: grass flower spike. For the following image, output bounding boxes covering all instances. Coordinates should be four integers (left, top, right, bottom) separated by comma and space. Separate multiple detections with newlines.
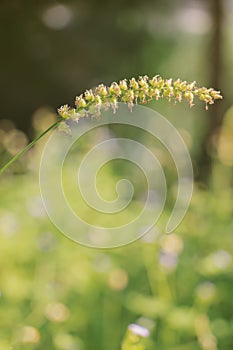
0, 74, 222, 176
58, 75, 222, 123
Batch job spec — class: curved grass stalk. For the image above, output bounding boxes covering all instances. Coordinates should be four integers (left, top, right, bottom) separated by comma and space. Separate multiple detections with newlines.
0, 75, 222, 176
0, 120, 61, 175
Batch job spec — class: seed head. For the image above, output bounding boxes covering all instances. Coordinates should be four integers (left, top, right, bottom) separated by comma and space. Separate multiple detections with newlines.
58, 75, 223, 120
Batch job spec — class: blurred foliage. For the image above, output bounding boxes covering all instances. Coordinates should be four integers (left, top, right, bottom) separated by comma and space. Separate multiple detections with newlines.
0, 106, 233, 350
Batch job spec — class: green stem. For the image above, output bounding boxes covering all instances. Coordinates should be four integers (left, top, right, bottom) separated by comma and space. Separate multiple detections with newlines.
0, 119, 62, 176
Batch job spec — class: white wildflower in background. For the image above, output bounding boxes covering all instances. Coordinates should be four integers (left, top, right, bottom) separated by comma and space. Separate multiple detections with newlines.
128, 324, 150, 338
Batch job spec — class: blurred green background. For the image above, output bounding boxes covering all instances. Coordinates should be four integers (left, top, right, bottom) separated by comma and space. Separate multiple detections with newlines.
0, 0, 233, 349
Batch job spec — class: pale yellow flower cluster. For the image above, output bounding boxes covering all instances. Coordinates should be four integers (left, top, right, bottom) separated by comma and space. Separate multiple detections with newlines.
58, 75, 222, 121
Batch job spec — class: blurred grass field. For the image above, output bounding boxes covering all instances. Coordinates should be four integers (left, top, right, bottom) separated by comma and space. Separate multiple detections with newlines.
0, 114, 232, 350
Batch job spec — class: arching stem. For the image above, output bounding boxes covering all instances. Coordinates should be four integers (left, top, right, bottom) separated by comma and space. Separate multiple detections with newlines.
0, 119, 62, 176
